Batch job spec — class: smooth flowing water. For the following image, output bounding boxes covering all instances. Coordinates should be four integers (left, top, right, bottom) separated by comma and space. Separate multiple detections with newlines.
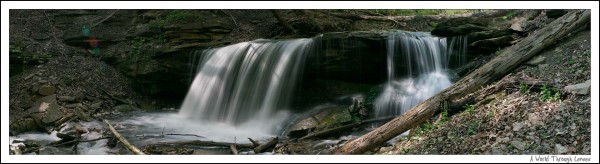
374, 31, 466, 117
179, 39, 315, 135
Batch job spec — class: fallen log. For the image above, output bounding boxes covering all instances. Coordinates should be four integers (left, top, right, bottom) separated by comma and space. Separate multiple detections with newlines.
326, 10, 510, 22
104, 119, 145, 155
299, 116, 395, 141
254, 137, 278, 153
335, 9, 590, 154
155, 140, 255, 149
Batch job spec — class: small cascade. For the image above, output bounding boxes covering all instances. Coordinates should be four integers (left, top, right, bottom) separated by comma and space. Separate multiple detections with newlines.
179, 38, 315, 134
374, 31, 466, 117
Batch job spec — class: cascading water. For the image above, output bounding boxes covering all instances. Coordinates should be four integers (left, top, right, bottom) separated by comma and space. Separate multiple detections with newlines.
374, 31, 466, 118
179, 38, 315, 134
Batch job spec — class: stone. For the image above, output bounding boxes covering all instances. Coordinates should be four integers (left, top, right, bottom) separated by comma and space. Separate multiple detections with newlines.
491, 146, 504, 155
555, 144, 568, 154
75, 125, 89, 134
58, 96, 76, 102
510, 17, 527, 32
114, 104, 138, 112
38, 84, 56, 96
526, 56, 546, 65
528, 113, 543, 126
512, 122, 525, 131
38, 146, 69, 155
564, 80, 591, 95
510, 141, 527, 151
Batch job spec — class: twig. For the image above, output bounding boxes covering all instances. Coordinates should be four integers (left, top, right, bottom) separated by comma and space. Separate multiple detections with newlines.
104, 119, 145, 155
47, 137, 112, 147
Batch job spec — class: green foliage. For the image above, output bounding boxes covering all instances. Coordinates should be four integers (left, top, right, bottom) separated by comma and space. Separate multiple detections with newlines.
165, 10, 200, 23
148, 19, 166, 31
128, 38, 151, 63
464, 104, 475, 114
519, 83, 530, 94
494, 48, 503, 56
9, 42, 23, 54
400, 148, 410, 154
503, 11, 516, 20
429, 21, 438, 28
467, 120, 479, 135
539, 84, 561, 101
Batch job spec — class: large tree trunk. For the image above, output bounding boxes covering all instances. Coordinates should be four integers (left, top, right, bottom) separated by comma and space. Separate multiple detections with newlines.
326, 10, 510, 22
335, 9, 590, 154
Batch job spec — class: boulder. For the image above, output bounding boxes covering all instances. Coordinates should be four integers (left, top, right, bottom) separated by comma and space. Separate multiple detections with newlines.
564, 80, 591, 95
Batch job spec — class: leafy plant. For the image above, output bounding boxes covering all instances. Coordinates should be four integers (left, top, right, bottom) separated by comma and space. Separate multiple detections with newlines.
539, 85, 561, 101
519, 83, 530, 94
467, 120, 478, 135
494, 48, 503, 56
464, 104, 475, 114
503, 11, 516, 20
165, 10, 200, 23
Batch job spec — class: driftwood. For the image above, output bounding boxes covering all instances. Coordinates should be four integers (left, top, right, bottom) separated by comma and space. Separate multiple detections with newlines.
253, 137, 278, 153
104, 119, 145, 155
336, 10, 590, 154
155, 140, 255, 149
230, 144, 238, 155
247, 138, 259, 147
299, 116, 395, 141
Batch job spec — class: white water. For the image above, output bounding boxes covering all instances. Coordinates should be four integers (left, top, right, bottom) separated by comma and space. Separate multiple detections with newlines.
374, 31, 466, 117
179, 38, 315, 135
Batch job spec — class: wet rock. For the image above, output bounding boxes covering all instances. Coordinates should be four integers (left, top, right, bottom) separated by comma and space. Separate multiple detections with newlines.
286, 105, 354, 138
57, 132, 78, 141
58, 96, 76, 102
38, 146, 70, 155
137, 100, 156, 110
75, 125, 89, 134
564, 80, 591, 95
38, 84, 56, 96
24, 140, 41, 147
114, 104, 138, 112
73, 107, 93, 121
555, 144, 568, 154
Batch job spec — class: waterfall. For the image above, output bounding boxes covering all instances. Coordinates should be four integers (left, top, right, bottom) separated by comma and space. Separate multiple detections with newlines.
179, 38, 315, 134
374, 31, 466, 117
